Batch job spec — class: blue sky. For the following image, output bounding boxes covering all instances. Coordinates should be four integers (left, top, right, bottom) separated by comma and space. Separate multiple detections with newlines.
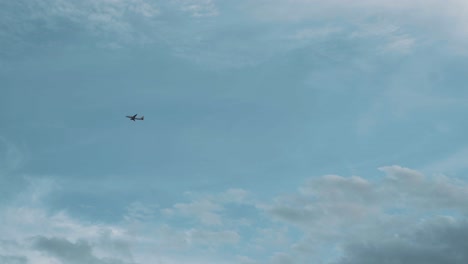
2, 0, 468, 263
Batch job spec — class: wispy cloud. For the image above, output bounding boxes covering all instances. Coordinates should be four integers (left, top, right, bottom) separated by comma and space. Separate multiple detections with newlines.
380, 34, 415, 54
3, 0, 468, 68
161, 188, 251, 226
164, 198, 224, 226
0, 0, 160, 46
171, 0, 218, 17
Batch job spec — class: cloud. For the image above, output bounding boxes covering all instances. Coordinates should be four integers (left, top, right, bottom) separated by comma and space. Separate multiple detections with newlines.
335, 216, 468, 264
247, 0, 468, 22
0, 0, 426, 68
270, 252, 295, 264
0, 0, 162, 59
185, 229, 240, 246
0, 255, 27, 264
123, 202, 158, 223
3, 166, 468, 263
161, 188, 251, 226
267, 165, 468, 227
0, 0, 228, 69
162, 195, 224, 226
259, 165, 468, 262
4, 0, 468, 69
0, 178, 135, 264
380, 34, 415, 54
245, 0, 468, 59
172, 0, 218, 17
1, 208, 134, 263
0, 180, 248, 264
33, 236, 134, 264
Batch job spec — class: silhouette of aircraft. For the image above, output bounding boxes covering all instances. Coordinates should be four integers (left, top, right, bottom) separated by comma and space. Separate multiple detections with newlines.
126, 114, 144, 121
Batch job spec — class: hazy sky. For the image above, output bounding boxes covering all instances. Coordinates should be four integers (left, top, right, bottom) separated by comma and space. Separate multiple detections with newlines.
2, 0, 468, 263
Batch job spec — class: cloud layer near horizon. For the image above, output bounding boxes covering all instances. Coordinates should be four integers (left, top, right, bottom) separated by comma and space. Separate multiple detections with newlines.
2, 166, 468, 263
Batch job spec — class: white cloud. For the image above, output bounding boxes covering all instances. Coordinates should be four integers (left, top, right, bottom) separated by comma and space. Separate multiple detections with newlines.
161, 188, 252, 226
173, 198, 224, 226
218, 188, 251, 204
379, 165, 425, 182
128, 0, 160, 17
172, 0, 218, 17
124, 202, 158, 223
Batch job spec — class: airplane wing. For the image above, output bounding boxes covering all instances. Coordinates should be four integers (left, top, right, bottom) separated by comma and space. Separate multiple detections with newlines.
132, 114, 138, 118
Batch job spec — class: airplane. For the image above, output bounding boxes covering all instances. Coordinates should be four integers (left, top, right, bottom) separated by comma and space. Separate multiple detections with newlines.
126, 114, 144, 121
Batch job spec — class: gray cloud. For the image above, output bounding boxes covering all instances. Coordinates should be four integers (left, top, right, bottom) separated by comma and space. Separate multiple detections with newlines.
185, 229, 240, 246
0, 255, 28, 264
33, 236, 133, 264
336, 217, 468, 264
267, 166, 468, 229
260, 166, 468, 263
34, 237, 94, 263
270, 252, 295, 264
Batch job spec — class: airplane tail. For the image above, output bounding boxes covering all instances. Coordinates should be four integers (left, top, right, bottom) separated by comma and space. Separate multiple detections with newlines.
141, 116, 144, 120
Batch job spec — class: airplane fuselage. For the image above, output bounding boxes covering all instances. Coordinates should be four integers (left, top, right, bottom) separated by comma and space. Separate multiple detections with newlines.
126, 114, 144, 121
